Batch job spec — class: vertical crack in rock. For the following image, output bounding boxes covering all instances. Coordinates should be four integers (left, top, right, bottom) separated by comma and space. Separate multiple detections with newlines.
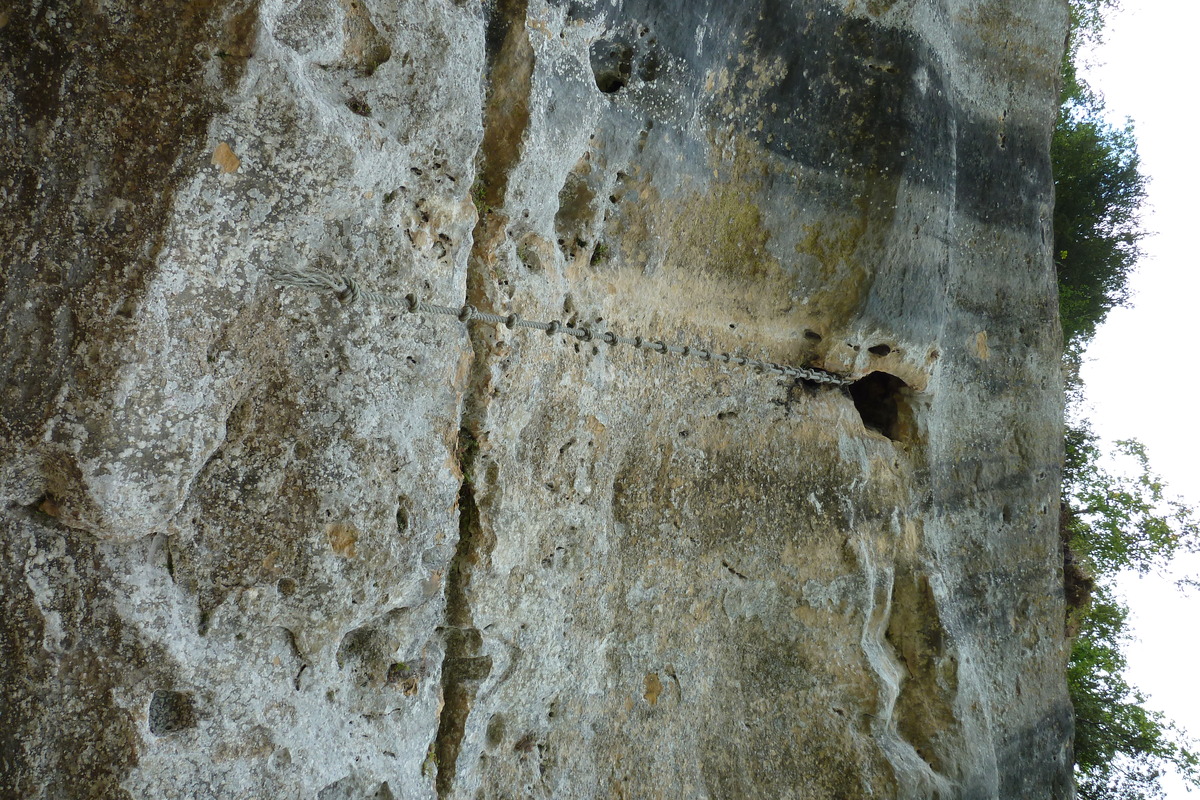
433, 3, 531, 795
473, 0, 533, 212
433, 440, 492, 797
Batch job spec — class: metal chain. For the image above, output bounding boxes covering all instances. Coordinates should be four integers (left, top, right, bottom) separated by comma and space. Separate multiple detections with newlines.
268, 264, 854, 387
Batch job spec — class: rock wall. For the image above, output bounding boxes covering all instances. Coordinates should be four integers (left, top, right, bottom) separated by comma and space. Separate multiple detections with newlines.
1, 0, 1072, 797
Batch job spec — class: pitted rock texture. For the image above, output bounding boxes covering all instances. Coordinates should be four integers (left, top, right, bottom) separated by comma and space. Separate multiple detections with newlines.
2, 1, 1071, 798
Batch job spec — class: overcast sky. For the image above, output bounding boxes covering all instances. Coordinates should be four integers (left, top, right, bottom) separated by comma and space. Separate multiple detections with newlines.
1075, 0, 1200, 795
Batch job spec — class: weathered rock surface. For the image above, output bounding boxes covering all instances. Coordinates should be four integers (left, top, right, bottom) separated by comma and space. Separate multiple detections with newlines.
2, 0, 1071, 797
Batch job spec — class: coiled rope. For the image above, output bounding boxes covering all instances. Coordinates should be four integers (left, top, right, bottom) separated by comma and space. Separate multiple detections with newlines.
269, 264, 853, 387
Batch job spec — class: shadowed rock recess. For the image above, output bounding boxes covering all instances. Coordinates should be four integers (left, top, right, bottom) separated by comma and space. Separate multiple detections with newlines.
1, 0, 1071, 797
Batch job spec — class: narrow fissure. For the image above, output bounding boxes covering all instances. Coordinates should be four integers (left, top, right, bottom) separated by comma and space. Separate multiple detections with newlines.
433, 442, 492, 797
432, 1, 532, 793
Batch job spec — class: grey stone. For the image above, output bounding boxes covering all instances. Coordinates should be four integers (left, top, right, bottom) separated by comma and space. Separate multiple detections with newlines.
1, 0, 1072, 797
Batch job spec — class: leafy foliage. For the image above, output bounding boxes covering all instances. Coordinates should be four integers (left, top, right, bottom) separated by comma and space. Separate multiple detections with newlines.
1052, 0, 1147, 347
1062, 421, 1200, 799
1052, 111, 1146, 345
1065, 432, 1198, 579
1069, 585, 1199, 800
1053, 10, 1196, 793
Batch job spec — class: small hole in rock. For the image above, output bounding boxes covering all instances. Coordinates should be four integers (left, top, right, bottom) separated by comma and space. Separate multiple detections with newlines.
277, 577, 297, 597
148, 690, 196, 735
638, 50, 661, 82
868, 344, 892, 357
804, 330, 822, 342
849, 371, 914, 442
345, 96, 372, 117
590, 39, 633, 93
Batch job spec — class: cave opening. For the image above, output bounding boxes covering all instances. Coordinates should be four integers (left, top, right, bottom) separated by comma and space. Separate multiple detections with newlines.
849, 371, 914, 442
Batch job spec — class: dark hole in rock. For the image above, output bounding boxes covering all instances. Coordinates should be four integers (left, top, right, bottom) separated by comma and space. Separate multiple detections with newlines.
345, 96, 372, 117
396, 498, 410, 532
849, 371, 913, 442
590, 39, 632, 93
803, 329, 822, 342
868, 343, 892, 356
148, 690, 195, 735
638, 49, 662, 82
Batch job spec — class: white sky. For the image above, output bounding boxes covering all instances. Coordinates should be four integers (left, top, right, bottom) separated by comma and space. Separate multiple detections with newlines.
1076, 1, 1200, 795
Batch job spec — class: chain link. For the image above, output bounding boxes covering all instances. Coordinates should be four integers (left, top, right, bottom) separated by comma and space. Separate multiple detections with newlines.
269, 264, 854, 387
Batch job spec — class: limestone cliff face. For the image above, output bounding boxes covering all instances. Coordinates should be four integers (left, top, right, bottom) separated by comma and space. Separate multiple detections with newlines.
1, 1, 1071, 797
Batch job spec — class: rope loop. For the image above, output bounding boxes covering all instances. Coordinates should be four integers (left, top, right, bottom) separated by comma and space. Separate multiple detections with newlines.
457, 304, 475, 322
602, 332, 618, 345
580, 327, 594, 342
505, 313, 520, 328
405, 293, 419, 312
338, 276, 361, 305
546, 320, 561, 336
654, 341, 668, 354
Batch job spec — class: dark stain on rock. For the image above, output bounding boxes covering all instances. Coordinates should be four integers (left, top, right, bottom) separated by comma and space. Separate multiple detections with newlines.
0, 0, 257, 446
148, 690, 197, 735
885, 568, 958, 774
1, 519, 185, 796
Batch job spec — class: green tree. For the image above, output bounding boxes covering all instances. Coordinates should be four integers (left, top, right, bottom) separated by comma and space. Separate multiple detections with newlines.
1052, 110, 1147, 345
1069, 585, 1199, 800
1065, 432, 1197, 579
1054, 3, 1200, 798
1052, 0, 1148, 348
1062, 421, 1200, 799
